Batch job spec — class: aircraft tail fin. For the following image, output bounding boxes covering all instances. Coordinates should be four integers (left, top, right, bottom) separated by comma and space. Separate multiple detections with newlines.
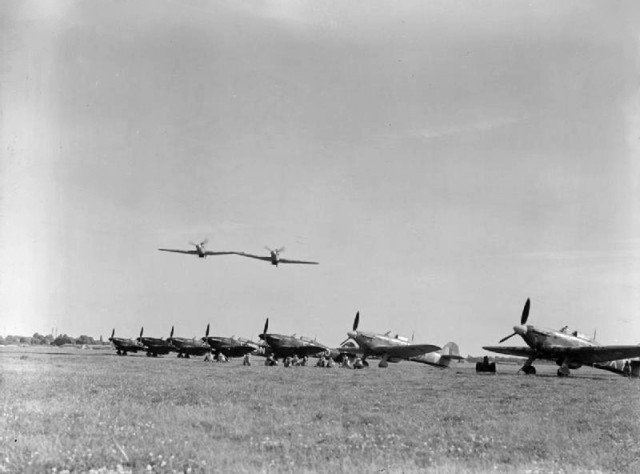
437, 342, 464, 367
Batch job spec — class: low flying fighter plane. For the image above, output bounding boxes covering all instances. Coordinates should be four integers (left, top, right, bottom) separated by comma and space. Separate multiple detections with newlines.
483, 298, 640, 377
167, 326, 212, 358
236, 247, 318, 266
137, 327, 175, 357
339, 312, 441, 367
259, 318, 328, 359
158, 239, 237, 259
109, 329, 145, 356
201, 323, 259, 358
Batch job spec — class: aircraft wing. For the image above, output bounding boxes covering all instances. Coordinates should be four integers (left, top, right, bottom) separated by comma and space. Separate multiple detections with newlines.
278, 258, 319, 265
203, 251, 238, 256
158, 249, 198, 255
482, 346, 535, 358
235, 252, 272, 261
556, 345, 640, 364
384, 344, 441, 359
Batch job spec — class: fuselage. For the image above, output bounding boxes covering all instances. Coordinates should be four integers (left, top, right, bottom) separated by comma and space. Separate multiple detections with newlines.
202, 336, 258, 357
347, 330, 412, 362
260, 333, 327, 358
138, 336, 174, 355
110, 337, 143, 352
515, 324, 596, 351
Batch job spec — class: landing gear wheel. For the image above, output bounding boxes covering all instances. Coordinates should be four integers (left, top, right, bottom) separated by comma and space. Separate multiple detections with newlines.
153, 353, 158, 357
116, 350, 122, 355
378, 359, 389, 368
185, 354, 190, 359
522, 365, 536, 375
557, 367, 570, 377
363, 359, 369, 367
146, 352, 151, 357
122, 351, 127, 356
177, 353, 183, 358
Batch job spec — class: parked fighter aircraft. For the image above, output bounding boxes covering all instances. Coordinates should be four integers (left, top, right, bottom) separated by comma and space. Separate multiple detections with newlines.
258, 318, 328, 358
339, 312, 441, 367
167, 326, 212, 358
137, 327, 175, 357
109, 329, 145, 356
236, 247, 318, 266
201, 323, 259, 358
410, 342, 464, 368
158, 239, 237, 259
483, 298, 640, 376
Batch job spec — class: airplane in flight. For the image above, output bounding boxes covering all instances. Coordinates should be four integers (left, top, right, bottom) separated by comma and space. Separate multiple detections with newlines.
258, 318, 328, 359
109, 329, 145, 356
167, 326, 212, 358
137, 327, 175, 357
483, 298, 640, 376
158, 239, 237, 259
201, 323, 259, 358
236, 246, 318, 266
339, 312, 441, 367
410, 342, 465, 368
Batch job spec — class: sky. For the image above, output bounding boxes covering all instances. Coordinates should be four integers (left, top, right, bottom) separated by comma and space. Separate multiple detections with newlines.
1, 0, 640, 355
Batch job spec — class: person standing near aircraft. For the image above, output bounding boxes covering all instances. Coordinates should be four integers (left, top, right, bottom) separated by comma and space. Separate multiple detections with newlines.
243, 353, 251, 366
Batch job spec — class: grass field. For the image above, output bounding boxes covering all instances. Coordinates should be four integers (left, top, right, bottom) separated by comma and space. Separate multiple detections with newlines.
1, 346, 639, 473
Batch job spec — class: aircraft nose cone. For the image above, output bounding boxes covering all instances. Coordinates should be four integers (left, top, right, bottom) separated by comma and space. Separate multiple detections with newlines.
513, 325, 527, 336
347, 331, 357, 339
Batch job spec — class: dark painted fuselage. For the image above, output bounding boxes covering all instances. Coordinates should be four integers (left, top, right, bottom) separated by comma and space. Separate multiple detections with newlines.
203, 336, 258, 358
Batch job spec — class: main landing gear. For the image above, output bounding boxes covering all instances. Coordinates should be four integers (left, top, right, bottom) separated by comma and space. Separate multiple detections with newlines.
116, 350, 128, 356
177, 353, 191, 359
557, 364, 570, 377
522, 365, 536, 375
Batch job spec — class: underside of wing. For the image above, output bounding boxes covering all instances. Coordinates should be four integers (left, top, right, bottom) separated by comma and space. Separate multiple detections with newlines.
203, 251, 238, 256
235, 253, 271, 261
384, 344, 441, 359
158, 249, 197, 255
482, 346, 535, 358
560, 345, 640, 364
337, 346, 366, 356
279, 259, 319, 265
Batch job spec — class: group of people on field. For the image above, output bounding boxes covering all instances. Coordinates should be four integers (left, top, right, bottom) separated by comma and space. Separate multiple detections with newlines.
205, 351, 366, 369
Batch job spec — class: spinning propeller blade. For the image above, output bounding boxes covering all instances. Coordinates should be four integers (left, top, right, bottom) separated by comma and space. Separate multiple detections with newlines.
353, 311, 360, 331
277, 247, 285, 253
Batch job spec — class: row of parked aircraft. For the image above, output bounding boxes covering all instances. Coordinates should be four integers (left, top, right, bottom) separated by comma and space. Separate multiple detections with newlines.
109, 300, 640, 376
109, 312, 464, 369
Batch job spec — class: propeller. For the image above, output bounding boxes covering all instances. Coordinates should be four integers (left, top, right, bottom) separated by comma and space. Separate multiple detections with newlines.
169, 326, 174, 341
205, 323, 210, 338
498, 298, 531, 343
262, 318, 269, 336
110, 329, 115, 340
138, 327, 144, 341
265, 246, 285, 254
353, 311, 360, 331
189, 239, 208, 248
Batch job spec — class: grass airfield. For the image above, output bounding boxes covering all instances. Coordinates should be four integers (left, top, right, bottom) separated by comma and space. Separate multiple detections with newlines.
1, 347, 639, 473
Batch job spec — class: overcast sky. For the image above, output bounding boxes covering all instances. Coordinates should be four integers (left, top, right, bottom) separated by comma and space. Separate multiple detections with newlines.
2, 0, 640, 355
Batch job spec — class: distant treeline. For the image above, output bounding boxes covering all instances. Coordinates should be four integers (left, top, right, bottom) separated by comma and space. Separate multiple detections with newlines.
0, 333, 109, 346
